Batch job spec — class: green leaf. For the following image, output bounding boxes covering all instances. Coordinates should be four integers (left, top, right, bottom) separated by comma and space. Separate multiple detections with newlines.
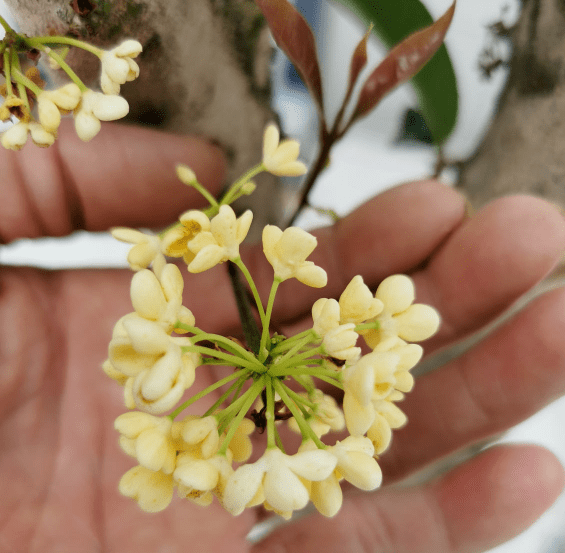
334, 0, 458, 144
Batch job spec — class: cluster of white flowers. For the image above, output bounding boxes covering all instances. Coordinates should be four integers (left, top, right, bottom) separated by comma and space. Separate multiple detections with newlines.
0, 39, 142, 150
104, 264, 199, 414
103, 123, 440, 519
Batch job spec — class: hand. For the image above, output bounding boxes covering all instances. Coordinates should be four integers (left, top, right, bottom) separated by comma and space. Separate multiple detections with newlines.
1, 123, 563, 553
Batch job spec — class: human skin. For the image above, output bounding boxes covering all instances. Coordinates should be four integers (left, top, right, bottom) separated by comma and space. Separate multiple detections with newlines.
0, 122, 564, 553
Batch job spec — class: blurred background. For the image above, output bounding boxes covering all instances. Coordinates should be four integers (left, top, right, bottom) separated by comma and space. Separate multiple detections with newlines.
0, 0, 564, 551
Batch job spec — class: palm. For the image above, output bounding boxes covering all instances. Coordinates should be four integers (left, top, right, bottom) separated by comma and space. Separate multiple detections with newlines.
1, 124, 564, 553
0, 266, 261, 552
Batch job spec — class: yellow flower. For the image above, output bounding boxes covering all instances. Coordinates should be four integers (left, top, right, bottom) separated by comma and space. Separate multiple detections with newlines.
306, 436, 382, 517
339, 275, 384, 326
187, 205, 252, 273
287, 390, 345, 438
115, 412, 177, 474
373, 336, 424, 393
342, 351, 400, 435
364, 274, 440, 348
129, 264, 195, 333
223, 448, 337, 516
367, 399, 407, 454
0, 96, 28, 122
312, 298, 340, 337
161, 210, 211, 263
181, 416, 220, 459
225, 418, 255, 463
262, 124, 307, 176
175, 452, 234, 507
119, 465, 174, 513
74, 89, 129, 141
37, 84, 82, 133
108, 316, 198, 414
322, 323, 361, 362
111, 227, 165, 273
262, 225, 327, 287
100, 40, 142, 95
1, 121, 55, 150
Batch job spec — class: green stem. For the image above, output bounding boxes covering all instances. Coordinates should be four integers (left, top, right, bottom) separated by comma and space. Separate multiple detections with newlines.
0, 14, 12, 33
272, 379, 325, 449
202, 374, 248, 418
217, 377, 264, 455
168, 368, 248, 420
265, 376, 276, 449
183, 345, 258, 370
354, 321, 380, 333
220, 164, 264, 206
11, 52, 30, 113
30, 42, 88, 92
270, 365, 340, 380
196, 333, 259, 365
258, 278, 280, 362
269, 346, 323, 374
273, 334, 316, 367
228, 373, 248, 405
199, 359, 242, 366
274, 423, 286, 453
291, 374, 315, 394
26, 35, 103, 57
282, 386, 317, 411
270, 329, 316, 355
233, 257, 265, 321
176, 323, 260, 366
189, 179, 219, 210
314, 374, 344, 390
11, 68, 42, 96
3, 48, 12, 96
217, 377, 262, 426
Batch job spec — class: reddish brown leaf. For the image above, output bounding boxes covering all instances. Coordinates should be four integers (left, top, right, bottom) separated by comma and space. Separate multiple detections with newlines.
256, 0, 324, 119
351, 0, 456, 123
348, 24, 373, 95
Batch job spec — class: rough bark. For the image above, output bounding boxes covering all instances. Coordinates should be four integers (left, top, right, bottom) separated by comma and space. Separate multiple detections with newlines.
457, 0, 565, 209
3, 0, 280, 234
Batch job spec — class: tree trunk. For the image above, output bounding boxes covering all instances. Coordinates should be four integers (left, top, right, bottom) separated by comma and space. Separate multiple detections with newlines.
457, 0, 565, 209
3, 0, 280, 234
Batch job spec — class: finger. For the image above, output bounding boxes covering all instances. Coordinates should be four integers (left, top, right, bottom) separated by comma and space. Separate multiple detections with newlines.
253, 445, 564, 553
244, 185, 564, 351
243, 180, 466, 323
191, 184, 564, 339
0, 121, 226, 242
414, 194, 565, 351
181, 180, 464, 333
380, 287, 565, 482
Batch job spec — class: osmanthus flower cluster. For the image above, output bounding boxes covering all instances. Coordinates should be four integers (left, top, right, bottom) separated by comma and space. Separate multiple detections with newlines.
103, 123, 441, 519
0, 13, 141, 149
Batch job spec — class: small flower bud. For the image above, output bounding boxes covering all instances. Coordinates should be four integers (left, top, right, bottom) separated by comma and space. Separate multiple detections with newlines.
176, 164, 197, 184
240, 181, 256, 196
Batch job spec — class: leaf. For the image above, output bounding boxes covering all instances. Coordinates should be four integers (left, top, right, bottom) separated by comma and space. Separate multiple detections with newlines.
351, 1, 455, 129
255, 0, 325, 120
336, 0, 458, 144
347, 24, 373, 98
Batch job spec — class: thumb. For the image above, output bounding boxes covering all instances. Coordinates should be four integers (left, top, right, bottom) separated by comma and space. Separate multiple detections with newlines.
0, 121, 226, 242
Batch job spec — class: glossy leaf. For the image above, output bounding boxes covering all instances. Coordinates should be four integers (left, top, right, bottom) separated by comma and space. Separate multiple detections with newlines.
351, 1, 455, 127
336, 0, 458, 144
255, 0, 325, 120
347, 24, 372, 98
